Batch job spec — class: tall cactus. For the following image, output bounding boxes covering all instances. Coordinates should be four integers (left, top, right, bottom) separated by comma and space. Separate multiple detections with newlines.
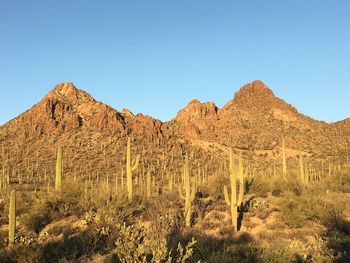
126, 137, 140, 201
168, 173, 173, 191
146, 170, 151, 198
179, 155, 196, 227
282, 137, 287, 178
8, 190, 16, 247
115, 164, 119, 193
305, 161, 310, 185
55, 147, 63, 193
299, 155, 305, 185
223, 149, 244, 232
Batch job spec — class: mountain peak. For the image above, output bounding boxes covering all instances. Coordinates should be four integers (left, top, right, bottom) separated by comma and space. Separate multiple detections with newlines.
225, 80, 281, 111
45, 82, 94, 104
188, 99, 201, 105
122, 108, 135, 118
234, 80, 274, 100
52, 82, 76, 94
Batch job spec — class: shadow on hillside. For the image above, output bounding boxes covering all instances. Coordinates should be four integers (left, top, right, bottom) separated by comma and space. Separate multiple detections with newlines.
238, 194, 255, 231
176, 231, 259, 263
38, 229, 110, 262
325, 222, 350, 263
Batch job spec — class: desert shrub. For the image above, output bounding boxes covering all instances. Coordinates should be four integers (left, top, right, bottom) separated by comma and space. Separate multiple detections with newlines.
21, 180, 84, 233
114, 223, 197, 263
329, 172, 350, 193
206, 172, 229, 198
1, 245, 41, 263
280, 190, 349, 232
33, 209, 120, 262
35, 228, 109, 262
256, 237, 339, 263
272, 188, 282, 197
249, 177, 273, 196
320, 199, 348, 231
188, 235, 259, 263
280, 196, 304, 228
47, 224, 74, 237
21, 206, 52, 233
279, 178, 304, 196
324, 229, 350, 262
84, 186, 142, 225
142, 194, 183, 244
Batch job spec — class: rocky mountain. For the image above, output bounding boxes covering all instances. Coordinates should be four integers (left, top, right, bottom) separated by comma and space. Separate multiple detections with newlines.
172, 80, 344, 158
0, 80, 349, 180
0, 82, 166, 141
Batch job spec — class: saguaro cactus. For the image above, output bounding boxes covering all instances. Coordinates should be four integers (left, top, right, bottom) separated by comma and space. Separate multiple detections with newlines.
299, 155, 305, 185
146, 170, 151, 198
282, 137, 287, 178
9, 190, 16, 246
223, 149, 244, 232
126, 137, 140, 201
305, 161, 310, 185
179, 155, 196, 227
168, 173, 173, 191
115, 164, 119, 193
55, 147, 63, 193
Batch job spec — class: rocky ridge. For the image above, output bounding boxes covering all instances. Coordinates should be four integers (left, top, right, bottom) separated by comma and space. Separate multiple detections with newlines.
0, 80, 349, 179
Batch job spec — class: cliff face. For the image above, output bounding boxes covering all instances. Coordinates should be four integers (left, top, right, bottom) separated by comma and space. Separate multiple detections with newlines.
172, 99, 218, 140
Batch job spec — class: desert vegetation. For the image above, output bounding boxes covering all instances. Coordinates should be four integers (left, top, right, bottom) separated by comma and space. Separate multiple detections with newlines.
0, 134, 349, 263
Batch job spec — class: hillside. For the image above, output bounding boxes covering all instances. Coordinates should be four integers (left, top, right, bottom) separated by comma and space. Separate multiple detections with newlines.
0, 80, 348, 180
1, 81, 350, 262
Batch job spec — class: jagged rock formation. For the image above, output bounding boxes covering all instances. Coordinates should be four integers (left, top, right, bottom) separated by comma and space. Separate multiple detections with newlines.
173, 99, 218, 139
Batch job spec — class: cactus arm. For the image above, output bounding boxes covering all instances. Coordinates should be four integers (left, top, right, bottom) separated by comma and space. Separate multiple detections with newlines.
190, 183, 196, 202
237, 176, 244, 206
178, 186, 185, 200
132, 154, 140, 171
224, 185, 231, 206
237, 155, 244, 206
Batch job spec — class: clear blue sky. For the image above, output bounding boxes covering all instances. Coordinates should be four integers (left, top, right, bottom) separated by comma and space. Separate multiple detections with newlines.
1, 0, 350, 125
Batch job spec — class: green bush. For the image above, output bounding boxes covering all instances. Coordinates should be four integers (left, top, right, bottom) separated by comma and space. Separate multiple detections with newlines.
281, 198, 304, 228
114, 223, 197, 263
